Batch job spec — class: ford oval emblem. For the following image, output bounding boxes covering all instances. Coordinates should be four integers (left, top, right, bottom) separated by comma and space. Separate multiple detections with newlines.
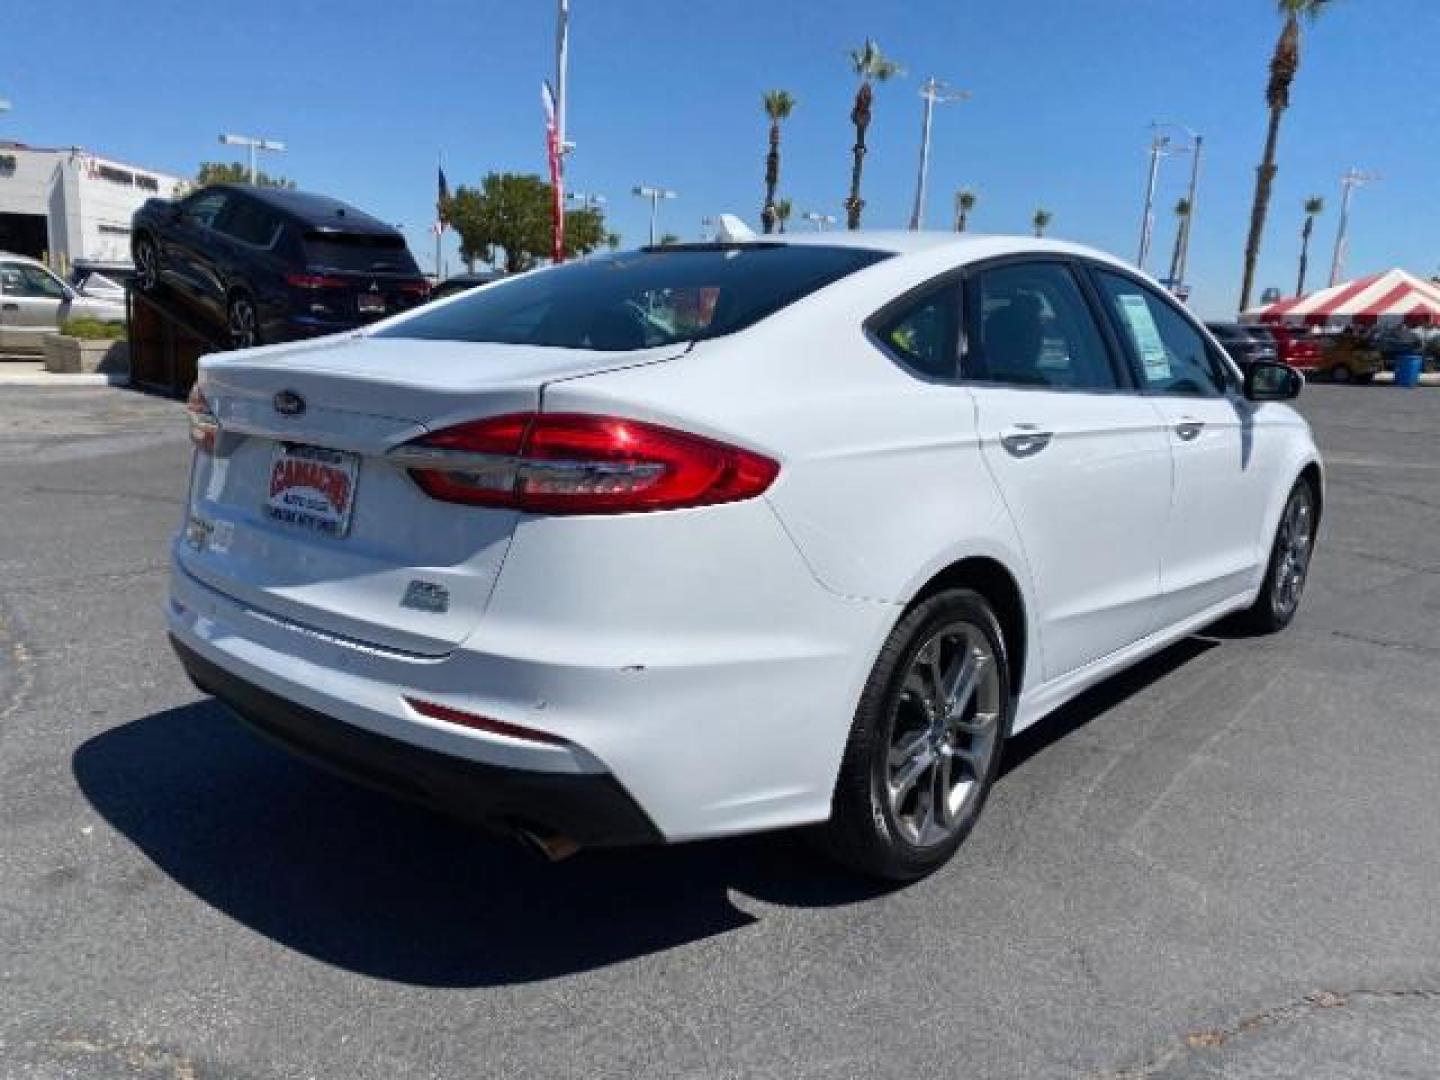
273, 390, 306, 417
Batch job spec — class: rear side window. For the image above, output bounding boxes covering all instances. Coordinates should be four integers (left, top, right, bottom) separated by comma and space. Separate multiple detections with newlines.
378, 245, 890, 351
304, 233, 418, 275
220, 199, 281, 248
965, 262, 1119, 390
873, 283, 959, 379
1093, 271, 1227, 396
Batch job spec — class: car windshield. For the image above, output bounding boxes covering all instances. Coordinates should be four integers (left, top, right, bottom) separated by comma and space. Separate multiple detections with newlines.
377, 244, 891, 351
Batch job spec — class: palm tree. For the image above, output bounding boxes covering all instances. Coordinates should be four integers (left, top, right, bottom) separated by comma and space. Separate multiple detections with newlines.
1296, 194, 1324, 296
843, 39, 904, 230
1238, 0, 1334, 313
1167, 198, 1192, 286
1032, 208, 1053, 238
775, 198, 793, 234
954, 189, 977, 232
760, 90, 796, 235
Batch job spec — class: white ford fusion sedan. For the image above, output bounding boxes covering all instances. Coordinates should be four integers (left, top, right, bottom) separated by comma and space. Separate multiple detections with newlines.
168, 233, 1322, 879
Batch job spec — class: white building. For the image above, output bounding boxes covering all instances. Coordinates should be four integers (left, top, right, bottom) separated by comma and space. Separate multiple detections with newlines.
0, 142, 185, 272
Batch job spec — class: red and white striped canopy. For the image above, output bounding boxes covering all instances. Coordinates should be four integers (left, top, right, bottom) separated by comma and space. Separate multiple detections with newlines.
1246, 268, 1440, 328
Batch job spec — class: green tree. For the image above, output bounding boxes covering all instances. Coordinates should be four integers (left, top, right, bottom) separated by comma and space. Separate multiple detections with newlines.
1167, 197, 1192, 286
657, 232, 681, 246
1032, 208, 1053, 238
760, 90, 797, 234
447, 172, 608, 273
1239, 0, 1335, 312
605, 231, 622, 252
775, 198, 793, 234
1296, 194, 1325, 296
195, 161, 296, 189
954, 189, 977, 232
843, 39, 904, 230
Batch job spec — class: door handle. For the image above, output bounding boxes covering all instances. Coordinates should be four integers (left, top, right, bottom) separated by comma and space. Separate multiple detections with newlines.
1000, 424, 1053, 458
1174, 418, 1205, 442
1, 303, 17, 312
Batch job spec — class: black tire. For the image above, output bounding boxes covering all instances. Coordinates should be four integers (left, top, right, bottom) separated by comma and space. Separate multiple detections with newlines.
1239, 477, 1318, 633
1330, 363, 1352, 384
226, 291, 261, 350
133, 234, 161, 293
823, 588, 1012, 881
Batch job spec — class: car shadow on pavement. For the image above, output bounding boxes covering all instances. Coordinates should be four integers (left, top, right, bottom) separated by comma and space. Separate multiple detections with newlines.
73, 635, 1218, 988
71, 699, 892, 988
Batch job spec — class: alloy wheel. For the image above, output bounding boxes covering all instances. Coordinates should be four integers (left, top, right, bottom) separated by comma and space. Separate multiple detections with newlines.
884, 620, 1002, 848
227, 297, 257, 350
135, 240, 159, 291
1272, 485, 1315, 619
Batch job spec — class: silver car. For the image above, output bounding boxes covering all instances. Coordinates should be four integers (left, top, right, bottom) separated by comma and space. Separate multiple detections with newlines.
0, 252, 127, 354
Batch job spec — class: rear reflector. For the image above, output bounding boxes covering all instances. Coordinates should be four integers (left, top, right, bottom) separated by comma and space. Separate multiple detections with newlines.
390, 412, 779, 514
405, 696, 570, 746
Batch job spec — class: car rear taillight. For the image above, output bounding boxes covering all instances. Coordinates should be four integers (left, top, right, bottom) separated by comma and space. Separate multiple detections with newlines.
389, 413, 779, 514
186, 384, 218, 454
286, 273, 350, 289
398, 281, 431, 298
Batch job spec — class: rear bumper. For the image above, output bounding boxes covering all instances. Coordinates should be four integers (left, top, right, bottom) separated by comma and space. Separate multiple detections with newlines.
171, 634, 662, 847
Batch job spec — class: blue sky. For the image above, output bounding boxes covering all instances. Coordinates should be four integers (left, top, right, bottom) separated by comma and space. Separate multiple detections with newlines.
5, 0, 1437, 317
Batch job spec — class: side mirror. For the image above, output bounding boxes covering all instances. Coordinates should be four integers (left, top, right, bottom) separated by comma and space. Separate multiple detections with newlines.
61, 284, 77, 302
1244, 360, 1303, 402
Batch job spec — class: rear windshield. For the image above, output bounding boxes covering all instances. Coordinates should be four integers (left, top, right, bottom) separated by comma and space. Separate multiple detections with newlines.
376, 244, 890, 351
304, 232, 418, 275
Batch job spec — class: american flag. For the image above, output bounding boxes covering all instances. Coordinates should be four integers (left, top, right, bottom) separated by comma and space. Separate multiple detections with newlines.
436, 164, 450, 230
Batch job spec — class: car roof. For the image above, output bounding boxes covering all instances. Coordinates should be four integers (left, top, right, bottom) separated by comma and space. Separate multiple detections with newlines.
0, 251, 50, 270
209, 184, 397, 236
722, 230, 1138, 273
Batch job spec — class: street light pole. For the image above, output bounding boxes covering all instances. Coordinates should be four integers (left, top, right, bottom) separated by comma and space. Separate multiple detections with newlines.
1328, 168, 1378, 287
219, 133, 286, 184
1175, 133, 1203, 289
1137, 131, 1170, 271
632, 185, 677, 245
908, 78, 969, 231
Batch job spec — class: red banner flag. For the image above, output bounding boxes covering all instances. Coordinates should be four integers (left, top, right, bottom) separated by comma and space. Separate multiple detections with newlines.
542, 81, 564, 263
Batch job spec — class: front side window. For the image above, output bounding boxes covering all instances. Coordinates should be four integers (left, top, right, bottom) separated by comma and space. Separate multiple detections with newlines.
873, 283, 959, 379
1093, 270, 1226, 396
183, 192, 228, 229
0, 262, 66, 299
965, 262, 1119, 390
378, 244, 890, 351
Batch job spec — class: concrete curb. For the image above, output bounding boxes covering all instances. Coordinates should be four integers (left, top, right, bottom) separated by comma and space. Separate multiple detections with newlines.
0, 373, 131, 388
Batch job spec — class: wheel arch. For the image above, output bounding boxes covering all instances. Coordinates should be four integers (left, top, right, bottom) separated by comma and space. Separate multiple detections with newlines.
906, 555, 1030, 702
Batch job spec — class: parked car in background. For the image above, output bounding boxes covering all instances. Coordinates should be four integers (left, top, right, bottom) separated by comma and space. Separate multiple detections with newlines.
131, 185, 430, 349
0, 252, 126, 353
1265, 324, 1324, 375
68, 262, 133, 303
430, 270, 504, 303
1316, 329, 1383, 383
170, 233, 1322, 881
1205, 322, 1277, 370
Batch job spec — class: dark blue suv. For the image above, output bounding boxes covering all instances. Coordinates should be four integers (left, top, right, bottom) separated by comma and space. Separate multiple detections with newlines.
131, 184, 429, 348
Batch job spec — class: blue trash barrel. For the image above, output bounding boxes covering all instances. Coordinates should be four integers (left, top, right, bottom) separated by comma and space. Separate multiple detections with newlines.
1395, 354, 1423, 388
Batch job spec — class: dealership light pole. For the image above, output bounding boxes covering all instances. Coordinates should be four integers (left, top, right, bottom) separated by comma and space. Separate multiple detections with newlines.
632, 185, 677, 245
219, 133, 286, 185
908, 77, 969, 231
803, 211, 836, 232
1328, 168, 1379, 288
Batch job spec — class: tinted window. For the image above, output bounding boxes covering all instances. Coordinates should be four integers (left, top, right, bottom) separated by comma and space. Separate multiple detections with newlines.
965, 262, 1118, 390
1, 262, 66, 299
379, 245, 890, 351
182, 192, 228, 229
221, 199, 280, 247
304, 233, 418, 275
1094, 271, 1226, 396
874, 283, 959, 379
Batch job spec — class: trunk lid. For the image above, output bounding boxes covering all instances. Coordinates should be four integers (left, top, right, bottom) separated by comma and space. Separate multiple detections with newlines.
180, 335, 682, 655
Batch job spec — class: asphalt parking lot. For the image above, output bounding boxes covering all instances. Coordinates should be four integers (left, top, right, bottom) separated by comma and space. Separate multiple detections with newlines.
2, 383, 1438, 1079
